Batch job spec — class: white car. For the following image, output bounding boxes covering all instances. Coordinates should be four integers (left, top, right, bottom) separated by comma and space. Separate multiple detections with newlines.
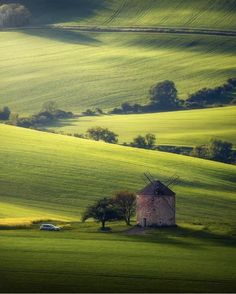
39, 224, 61, 231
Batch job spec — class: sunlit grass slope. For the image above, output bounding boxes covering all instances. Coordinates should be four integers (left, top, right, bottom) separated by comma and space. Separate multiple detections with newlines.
3, 0, 236, 30
0, 124, 235, 230
50, 106, 236, 147
0, 31, 235, 114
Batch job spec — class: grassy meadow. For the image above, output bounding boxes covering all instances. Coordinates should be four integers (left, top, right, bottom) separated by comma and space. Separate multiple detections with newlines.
49, 106, 236, 147
0, 1, 236, 292
0, 122, 235, 291
0, 31, 235, 114
0, 224, 235, 293
0, 123, 235, 231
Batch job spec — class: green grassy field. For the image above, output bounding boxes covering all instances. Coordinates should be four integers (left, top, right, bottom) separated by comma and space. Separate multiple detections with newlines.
48, 106, 236, 147
0, 123, 235, 292
0, 123, 235, 230
0, 1, 236, 292
0, 223, 235, 293
0, 30, 235, 114
3, 0, 236, 30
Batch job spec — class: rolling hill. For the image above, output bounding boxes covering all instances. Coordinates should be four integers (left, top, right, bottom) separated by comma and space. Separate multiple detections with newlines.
2, 0, 236, 30
0, 123, 235, 292
48, 106, 236, 147
0, 30, 235, 114
0, 123, 235, 231
0, 2, 235, 292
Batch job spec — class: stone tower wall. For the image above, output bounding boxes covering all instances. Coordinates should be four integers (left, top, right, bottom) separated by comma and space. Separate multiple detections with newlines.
136, 194, 175, 227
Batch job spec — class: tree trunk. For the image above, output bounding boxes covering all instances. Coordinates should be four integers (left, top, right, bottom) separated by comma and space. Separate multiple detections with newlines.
101, 220, 106, 229
125, 215, 131, 226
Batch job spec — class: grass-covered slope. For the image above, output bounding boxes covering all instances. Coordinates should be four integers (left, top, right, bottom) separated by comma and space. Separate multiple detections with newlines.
0, 31, 235, 114
3, 0, 236, 30
0, 124, 235, 231
50, 106, 236, 147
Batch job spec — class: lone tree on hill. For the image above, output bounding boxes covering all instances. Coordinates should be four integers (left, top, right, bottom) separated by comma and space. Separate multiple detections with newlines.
113, 190, 136, 226
82, 198, 121, 230
149, 80, 179, 109
0, 4, 31, 28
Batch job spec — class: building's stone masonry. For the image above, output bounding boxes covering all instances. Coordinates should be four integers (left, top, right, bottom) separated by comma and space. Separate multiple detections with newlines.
136, 190, 176, 227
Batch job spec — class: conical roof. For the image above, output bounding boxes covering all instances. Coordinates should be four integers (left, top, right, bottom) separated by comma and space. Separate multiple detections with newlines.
138, 180, 175, 196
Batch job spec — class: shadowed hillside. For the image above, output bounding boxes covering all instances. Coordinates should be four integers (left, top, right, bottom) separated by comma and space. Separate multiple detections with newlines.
2, 0, 236, 29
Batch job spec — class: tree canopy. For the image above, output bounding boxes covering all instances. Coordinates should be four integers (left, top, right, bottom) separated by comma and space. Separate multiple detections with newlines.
191, 139, 234, 164
130, 133, 156, 149
149, 80, 179, 109
113, 190, 136, 226
82, 198, 121, 229
87, 127, 118, 144
0, 106, 11, 120
0, 4, 31, 28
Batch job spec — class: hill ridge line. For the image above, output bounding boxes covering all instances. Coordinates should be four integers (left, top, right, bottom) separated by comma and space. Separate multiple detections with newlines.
1, 25, 236, 37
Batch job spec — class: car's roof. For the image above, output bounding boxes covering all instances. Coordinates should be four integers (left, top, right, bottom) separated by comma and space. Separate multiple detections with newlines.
41, 224, 55, 226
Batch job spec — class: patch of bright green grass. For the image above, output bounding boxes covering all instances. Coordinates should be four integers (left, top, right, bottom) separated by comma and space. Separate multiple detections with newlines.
0, 124, 235, 232
0, 31, 235, 114
49, 106, 236, 147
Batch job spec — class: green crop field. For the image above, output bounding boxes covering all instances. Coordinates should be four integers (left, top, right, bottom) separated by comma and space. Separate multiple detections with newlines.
0, 123, 235, 229
0, 1, 235, 114
0, 31, 235, 114
0, 1, 236, 292
3, 0, 236, 30
0, 225, 235, 293
0, 123, 235, 292
48, 106, 236, 147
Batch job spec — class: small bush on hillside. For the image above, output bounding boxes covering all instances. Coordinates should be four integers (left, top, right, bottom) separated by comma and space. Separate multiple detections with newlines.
82, 108, 104, 116
0, 106, 11, 120
0, 3, 31, 28
130, 133, 156, 149
87, 127, 118, 143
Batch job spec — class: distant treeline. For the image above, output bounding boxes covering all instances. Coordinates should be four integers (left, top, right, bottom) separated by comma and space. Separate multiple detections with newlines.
82, 78, 236, 116
1, 101, 74, 128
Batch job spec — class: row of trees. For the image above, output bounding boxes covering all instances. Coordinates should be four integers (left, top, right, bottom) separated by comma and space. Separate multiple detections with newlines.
0, 4, 31, 28
9, 101, 74, 128
191, 139, 235, 164
85, 127, 157, 149
82, 190, 136, 229
107, 78, 236, 116
186, 78, 236, 108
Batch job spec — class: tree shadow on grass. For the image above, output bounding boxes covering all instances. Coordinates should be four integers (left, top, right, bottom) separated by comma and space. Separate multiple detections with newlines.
123, 225, 236, 249
3, 0, 108, 26
22, 28, 101, 46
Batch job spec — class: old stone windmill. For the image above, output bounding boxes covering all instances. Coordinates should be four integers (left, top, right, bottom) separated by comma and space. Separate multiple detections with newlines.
136, 173, 178, 227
